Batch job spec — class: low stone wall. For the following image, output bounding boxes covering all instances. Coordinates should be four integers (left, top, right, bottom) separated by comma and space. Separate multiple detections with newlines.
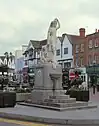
16, 93, 31, 102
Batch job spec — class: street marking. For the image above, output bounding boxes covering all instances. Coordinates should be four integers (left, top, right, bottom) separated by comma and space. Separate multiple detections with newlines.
0, 118, 51, 126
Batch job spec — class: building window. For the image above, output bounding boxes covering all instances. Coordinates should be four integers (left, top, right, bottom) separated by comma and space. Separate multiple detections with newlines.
29, 50, 33, 57
56, 49, 60, 56
34, 51, 36, 58
64, 62, 71, 68
94, 38, 99, 47
80, 57, 84, 66
88, 55, 92, 65
76, 59, 79, 67
94, 55, 98, 62
64, 48, 68, 54
75, 45, 80, 53
88, 40, 93, 48
75, 54, 79, 67
80, 44, 84, 52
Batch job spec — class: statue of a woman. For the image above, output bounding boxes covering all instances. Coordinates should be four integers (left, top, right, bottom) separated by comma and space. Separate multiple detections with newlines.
40, 18, 60, 69
47, 18, 60, 68
47, 18, 60, 51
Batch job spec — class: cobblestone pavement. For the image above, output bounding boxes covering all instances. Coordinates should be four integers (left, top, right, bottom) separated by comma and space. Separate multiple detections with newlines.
0, 118, 50, 126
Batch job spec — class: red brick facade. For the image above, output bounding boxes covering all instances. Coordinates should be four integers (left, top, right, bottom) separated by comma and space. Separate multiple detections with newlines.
86, 32, 99, 65
72, 29, 99, 67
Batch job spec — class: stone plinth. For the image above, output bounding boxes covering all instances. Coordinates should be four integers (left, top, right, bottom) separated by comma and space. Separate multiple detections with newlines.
31, 63, 63, 104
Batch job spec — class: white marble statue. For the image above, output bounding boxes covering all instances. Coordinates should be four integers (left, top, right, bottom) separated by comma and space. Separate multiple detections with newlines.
40, 18, 60, 69
40, 45, 53, 63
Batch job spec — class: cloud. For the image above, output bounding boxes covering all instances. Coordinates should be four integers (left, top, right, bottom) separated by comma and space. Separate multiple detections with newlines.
0, 0, 98, 54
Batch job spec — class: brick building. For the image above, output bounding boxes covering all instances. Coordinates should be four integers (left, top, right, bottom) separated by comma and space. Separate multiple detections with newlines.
69, 28, 99, 67
86, 30, 99, 66
67, 28, 86, 67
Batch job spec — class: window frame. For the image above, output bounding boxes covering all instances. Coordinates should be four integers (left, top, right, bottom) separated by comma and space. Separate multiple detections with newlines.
56, 49, 60, 56
75, 44, 80, 53
94, 54, 98, 62
80, 57, 84, 66
94, 38, 99, 47
80, 44, 84, 52
88, 40, 93, 48
64, 47, 68, 55
88, 55, 92, 65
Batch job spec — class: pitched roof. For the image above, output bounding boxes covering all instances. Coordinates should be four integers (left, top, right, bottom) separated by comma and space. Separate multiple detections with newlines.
86, 31, 99, 38
40, 39, 47, 47
58, 33, 67, 43
30, 39, 47, 49
66, 34, 86, 44
30, 40, 40, 49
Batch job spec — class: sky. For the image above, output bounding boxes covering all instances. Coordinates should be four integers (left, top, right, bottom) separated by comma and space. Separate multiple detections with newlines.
0, 0, 99, 55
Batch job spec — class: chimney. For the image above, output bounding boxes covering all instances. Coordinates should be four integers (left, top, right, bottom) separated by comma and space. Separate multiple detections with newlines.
79, 28, 85, 37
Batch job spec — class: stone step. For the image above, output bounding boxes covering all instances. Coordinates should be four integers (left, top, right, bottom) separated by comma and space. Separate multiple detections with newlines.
45, 101, 88, 108
49, 95, 70, 99
44, 98, 76, 103
17, 102, 97, 111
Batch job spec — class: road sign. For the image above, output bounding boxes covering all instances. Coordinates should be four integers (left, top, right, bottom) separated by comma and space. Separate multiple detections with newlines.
69, 72, 75, 80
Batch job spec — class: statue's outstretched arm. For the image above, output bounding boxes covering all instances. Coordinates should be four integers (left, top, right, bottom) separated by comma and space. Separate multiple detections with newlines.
56, 19, 60, 30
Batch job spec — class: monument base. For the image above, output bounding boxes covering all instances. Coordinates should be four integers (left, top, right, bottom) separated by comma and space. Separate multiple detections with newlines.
18, 95, 97, 111
19, 63, 97, 111
31, 89, 65, 104
31, 63, 63, 104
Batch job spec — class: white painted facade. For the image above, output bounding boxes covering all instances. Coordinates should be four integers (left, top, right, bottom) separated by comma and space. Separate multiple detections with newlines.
23, 35, 74, 69
24, 41, 41, 67
56, 34, 73, 68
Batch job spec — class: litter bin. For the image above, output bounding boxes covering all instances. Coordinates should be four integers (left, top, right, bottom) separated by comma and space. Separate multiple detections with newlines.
3, 92, 16, 107
0, 91, 16, 108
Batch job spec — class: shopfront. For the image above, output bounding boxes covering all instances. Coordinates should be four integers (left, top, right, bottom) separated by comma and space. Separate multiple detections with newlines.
86, 65, 99, 85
